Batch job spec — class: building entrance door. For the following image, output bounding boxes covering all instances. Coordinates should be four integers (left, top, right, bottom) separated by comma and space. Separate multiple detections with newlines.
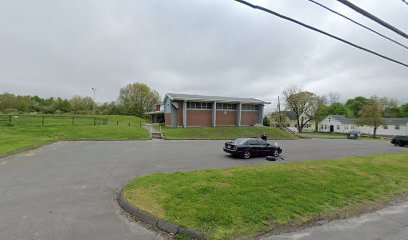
330, 125, 334, 132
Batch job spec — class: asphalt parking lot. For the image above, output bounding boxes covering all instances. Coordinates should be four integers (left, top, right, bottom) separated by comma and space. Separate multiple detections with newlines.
0, 139, 406, 240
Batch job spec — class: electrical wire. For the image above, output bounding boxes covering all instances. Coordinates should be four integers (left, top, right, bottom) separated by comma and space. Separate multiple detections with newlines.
233, 0, 408, 68
336, 0, 408, 39
308, 0, 408, 50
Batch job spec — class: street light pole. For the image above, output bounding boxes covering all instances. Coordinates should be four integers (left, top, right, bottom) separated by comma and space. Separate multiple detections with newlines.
91, 88, 97, 115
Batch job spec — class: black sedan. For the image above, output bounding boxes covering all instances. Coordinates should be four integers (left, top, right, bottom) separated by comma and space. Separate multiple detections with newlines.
223, 138, 282, 159
391, 135, 408, 147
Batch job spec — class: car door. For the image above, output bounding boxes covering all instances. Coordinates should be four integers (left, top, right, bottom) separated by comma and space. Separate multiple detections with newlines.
247, 139, 259, 156
258, 139, 272, 156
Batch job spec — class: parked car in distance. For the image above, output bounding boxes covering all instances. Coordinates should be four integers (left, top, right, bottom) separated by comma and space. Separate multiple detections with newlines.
223, 138, 282, 159
347, 131, 361, 139
391, 135, 408, 147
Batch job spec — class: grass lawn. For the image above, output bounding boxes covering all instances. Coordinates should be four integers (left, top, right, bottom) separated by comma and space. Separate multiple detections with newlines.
125, 152, 408, 240
0, 115, 149, 157
159, 126, 295, 140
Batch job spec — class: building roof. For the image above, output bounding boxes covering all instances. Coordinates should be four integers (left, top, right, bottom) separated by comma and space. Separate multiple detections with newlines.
326, 115, 352, 124
384, 118, 408, 126
164, 93, 270, 104
280, 111, 297, 121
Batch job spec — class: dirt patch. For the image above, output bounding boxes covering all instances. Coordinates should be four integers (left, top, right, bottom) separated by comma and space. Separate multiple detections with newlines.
217, 182, 232, 189
16, 149, 38, 157
125, 188, 166, 219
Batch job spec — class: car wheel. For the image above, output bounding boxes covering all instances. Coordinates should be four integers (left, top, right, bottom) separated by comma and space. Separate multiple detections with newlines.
243, 151, 251, 159
273, 149, 279, 157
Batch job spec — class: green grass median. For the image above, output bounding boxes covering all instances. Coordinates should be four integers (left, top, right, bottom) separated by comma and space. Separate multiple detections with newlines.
125, 152, 408, 240
0, 115, 149, 156
160, 126, 295, 140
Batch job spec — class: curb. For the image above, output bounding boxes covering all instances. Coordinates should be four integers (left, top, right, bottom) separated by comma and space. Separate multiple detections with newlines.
117, 188, 205, 240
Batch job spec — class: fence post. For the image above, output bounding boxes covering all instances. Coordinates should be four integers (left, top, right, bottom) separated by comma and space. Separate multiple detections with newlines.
42, 116, 45, 127
72, 116, 75, 125
128, 121, 130, 127
117, 120, 119, 126
8, 115, 12, 125
94, 117, 96, 126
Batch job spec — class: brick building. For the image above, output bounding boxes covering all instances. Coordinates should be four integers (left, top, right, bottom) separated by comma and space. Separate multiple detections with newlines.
163, 93, 270, 128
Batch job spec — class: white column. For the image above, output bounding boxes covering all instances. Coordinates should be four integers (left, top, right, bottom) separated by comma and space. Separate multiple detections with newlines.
237, 103, 242, 127
212, 101, 217, 127
183, 101, 187, 128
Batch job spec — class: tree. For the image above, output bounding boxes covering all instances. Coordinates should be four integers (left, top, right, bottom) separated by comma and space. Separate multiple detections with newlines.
118, 83, 161, 117
326, 103, 352, 116
345, 96, 369, 117
314, 103, 328, 132
69, 96, 94, 114
328, 92, 341, 105
0, 93, 20, 113
376, 97, 400, 118
356, 101, 384, 138
400, 103, 408, 117
283, 85, 321, 133
262, 116, 271, 126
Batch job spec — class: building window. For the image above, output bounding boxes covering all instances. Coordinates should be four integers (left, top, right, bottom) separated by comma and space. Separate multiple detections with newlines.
187, 102, 212, 109
216, 103, 237, 110
242, 104, 259, 111
383, 125, 388, 129
337, 125, 340, 130
324, 125, 327, 130
320, 124, 323, 129
395, 125, 400, 130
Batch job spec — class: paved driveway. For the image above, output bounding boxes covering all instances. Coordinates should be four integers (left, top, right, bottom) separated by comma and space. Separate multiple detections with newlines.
0, 139, 406, 240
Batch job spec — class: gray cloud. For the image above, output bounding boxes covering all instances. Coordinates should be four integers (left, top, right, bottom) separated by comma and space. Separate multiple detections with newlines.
0, 0, 407, 113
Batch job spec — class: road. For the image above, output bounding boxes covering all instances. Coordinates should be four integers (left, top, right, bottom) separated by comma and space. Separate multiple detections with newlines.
0, 139, 406, 240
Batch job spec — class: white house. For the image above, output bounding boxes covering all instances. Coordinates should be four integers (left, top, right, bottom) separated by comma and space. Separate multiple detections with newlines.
319, 115, 356, 133
319, 115, 408, 136
358, 118, 408, 136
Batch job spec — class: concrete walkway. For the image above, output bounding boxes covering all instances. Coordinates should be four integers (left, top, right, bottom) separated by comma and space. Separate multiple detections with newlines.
262, 200, 408, 240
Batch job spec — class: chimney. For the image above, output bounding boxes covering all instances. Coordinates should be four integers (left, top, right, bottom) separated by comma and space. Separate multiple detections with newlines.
155, 104, 161, 112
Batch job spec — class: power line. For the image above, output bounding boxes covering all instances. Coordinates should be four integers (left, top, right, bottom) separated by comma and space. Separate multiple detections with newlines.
233, 0, 408, 68
308, 0, 408, 50
336, 0, 408, 39
402, 0, 408, 6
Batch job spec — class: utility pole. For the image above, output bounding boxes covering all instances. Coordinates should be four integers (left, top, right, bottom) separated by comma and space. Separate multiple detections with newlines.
278, 96, 282, 127
92, 88, 97, 115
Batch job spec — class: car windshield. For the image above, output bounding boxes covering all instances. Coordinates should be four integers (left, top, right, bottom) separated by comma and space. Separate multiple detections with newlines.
233, 138, 248, 145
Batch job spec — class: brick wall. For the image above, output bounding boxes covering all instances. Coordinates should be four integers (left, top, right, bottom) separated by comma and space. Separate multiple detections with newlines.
177, 101, 184, 127
165, 113, 172, 127
216, 110, 236, 126
241, 111, 257, 126
187, 110, 212, 127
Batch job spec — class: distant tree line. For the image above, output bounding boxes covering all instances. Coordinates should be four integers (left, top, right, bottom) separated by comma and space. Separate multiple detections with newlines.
0, 83, 161, 118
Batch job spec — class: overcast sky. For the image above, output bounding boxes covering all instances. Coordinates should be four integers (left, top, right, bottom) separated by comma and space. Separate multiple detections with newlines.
1, 0, 407, 112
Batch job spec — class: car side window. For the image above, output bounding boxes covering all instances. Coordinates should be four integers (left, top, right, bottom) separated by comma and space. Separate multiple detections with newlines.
258, 139, 268, 145
248, 139, 257, 145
